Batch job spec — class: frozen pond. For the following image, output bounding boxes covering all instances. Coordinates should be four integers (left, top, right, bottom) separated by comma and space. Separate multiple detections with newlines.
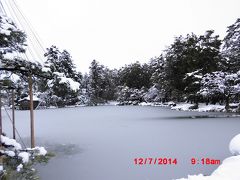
2, 106, 240, 180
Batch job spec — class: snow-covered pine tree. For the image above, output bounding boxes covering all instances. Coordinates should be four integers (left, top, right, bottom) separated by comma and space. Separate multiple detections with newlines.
42, 46, 81, 107
0, 15, 26, 55
149, 55, 169, 102
164, 31, 221, 102
88, 60, 106, 105
222, 18, 240, 73
198, 71, 240, 111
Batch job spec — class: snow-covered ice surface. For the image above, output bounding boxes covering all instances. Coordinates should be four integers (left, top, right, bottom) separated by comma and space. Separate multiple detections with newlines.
2, 106, 240, 180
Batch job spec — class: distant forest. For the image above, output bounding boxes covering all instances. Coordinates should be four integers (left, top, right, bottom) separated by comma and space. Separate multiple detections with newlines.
0, 16, 240, 112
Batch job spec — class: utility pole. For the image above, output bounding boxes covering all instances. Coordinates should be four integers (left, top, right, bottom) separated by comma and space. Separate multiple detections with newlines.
29, 74, 35, 148
0, 92, 2, 137
12, 89, 16, 139
0, 91, 2, 176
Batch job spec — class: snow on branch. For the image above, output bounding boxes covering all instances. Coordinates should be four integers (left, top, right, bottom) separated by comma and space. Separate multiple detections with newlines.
0, 135, 48, 174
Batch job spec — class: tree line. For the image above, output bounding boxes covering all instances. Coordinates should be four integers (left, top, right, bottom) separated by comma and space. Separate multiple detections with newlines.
0, 15, 240, 111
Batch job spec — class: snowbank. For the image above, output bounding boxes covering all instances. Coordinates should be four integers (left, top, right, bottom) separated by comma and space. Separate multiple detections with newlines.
229, 134, 240, 155
176, 134, 240, 180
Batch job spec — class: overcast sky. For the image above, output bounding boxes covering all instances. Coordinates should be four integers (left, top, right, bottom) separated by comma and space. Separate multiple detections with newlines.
14, 0, 240, 73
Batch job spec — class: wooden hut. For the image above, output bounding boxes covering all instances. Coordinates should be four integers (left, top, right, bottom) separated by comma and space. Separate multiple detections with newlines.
18, 96, 40, 110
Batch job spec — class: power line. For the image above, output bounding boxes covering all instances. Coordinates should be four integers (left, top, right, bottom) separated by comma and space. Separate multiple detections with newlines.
11, 0, 46, 64
3, 106, 27, 149
12, 0, 46, 55
0, 0, 7, 15
1, 0, 46, 64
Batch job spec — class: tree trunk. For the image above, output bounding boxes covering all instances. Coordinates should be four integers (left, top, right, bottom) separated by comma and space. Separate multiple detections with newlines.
225, 95, 230, 112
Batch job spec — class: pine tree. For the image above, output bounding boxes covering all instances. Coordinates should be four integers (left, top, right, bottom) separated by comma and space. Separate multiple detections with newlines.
222, 18, 240, 73
118, 61, 151, 89
42, 46, 81, 106
88, 60, 106, 105
163, 31, 221, 102
0, 15, 26, 55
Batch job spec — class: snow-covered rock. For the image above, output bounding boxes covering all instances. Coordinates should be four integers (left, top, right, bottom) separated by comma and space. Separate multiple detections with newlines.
229, 134, 240, 156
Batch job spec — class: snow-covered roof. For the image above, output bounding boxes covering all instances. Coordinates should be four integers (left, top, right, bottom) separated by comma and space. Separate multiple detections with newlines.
19, 95, 40, 102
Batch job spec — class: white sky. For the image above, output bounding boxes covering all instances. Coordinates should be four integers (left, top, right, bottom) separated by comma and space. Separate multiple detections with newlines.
15, 0, 240, 73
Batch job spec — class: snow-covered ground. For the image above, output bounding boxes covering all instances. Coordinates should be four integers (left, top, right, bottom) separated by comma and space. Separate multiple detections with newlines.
176, 134, 240, 180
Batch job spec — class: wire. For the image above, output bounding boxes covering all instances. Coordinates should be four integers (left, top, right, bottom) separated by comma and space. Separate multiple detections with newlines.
11, 0, 46, 64
3, 106, 27, 149
1, 0, 46, 65
12, 0, 46, 56
0, 0, 7, 15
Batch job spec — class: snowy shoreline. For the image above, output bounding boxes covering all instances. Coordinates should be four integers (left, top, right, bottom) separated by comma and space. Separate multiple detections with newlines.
31, 101, 240, 115
122, 101, 240, 114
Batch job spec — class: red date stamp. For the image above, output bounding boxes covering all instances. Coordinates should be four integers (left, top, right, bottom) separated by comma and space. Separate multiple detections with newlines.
191, 158, 221, 165
134, 158, 177, 165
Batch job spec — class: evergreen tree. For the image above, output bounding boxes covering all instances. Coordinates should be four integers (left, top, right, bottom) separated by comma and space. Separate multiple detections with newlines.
198, 71, 240, 111
88, 60, 106, 105
0, 15, 26, 56
163, 31, 221, 102
118, 61, 151, 89
41, 46, 81, 106
222, 18, 240, 73
149, 55, 169, 102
